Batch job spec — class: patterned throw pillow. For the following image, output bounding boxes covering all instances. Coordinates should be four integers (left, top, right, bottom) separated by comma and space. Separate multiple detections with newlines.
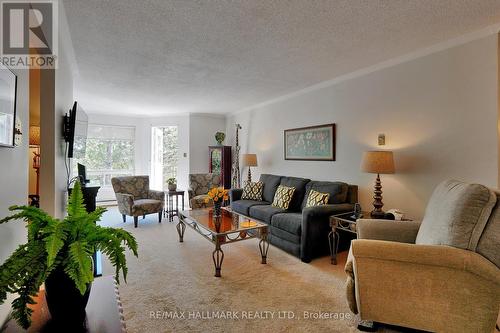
305, 189, 330, 208
241, 181, 264, 201
272, 185, 296, 209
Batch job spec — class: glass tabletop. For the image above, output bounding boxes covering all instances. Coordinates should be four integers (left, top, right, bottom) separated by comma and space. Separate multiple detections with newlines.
333, 211, 365, 223
179, 207, 267, 235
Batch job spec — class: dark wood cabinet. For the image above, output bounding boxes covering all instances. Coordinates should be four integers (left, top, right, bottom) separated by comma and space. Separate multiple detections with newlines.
209, 146, 232, 189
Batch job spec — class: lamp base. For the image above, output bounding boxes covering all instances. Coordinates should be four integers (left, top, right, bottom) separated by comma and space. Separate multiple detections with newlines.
370, 210, 385, 219
370, 173, 385, 219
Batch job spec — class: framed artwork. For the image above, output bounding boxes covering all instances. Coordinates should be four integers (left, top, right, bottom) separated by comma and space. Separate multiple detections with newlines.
284, 123, 336, 161
0, 65, 17, 148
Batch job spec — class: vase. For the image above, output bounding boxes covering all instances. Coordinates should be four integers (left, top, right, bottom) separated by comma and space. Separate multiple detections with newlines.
168, 183, 177, 191
45, 266, 91, 329
213, 201, 222, 217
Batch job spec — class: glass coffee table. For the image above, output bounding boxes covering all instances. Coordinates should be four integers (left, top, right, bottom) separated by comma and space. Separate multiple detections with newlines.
177, 207, 270, 277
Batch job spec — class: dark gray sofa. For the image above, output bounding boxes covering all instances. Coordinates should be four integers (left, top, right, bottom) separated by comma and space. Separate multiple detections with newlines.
229, 174, 358, 262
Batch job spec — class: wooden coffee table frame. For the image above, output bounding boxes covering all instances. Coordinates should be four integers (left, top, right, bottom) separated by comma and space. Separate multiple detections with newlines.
177, 209, 269, 277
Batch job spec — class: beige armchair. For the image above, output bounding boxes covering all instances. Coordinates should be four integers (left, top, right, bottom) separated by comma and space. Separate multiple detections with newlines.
345, 180, 500, 332
188, 173, 221, 209
111, 176, 164, 228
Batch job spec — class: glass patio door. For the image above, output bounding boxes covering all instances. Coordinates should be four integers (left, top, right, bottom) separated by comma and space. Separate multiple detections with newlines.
151, 126, 179, 191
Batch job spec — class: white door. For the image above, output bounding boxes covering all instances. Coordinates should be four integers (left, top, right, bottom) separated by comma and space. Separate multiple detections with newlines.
150, 127, 164, 191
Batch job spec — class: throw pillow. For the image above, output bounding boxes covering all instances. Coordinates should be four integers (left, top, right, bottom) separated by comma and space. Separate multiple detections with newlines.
241, 181, 264, 201
305, 189, 330, 208
272, 185, 296, 209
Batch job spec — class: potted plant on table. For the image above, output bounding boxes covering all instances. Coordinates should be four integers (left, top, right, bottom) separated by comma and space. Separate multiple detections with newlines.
0, 181, 138, 329
167, 178, 177, 191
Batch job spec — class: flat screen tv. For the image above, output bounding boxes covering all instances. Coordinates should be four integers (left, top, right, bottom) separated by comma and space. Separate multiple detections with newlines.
63, 101, 88, 158
0, 65, 17, 147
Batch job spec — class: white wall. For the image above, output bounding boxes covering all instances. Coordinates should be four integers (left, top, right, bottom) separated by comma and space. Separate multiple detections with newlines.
0, 69, 29, 325
189, 114, 226, 173
40, 0, 76, 217
227, 34, 499, 220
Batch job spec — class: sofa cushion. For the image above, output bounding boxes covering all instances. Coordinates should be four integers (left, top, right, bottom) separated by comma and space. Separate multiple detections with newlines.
269, 226, 300, 246
241, 181, 264, 201
268, 230, 301, 257
301, 181, 349, 209
259, 174, 282, 203
280, 177, 311, 211
272, 185, 296, 209
477, 191, 500, 267
249, 205, 286, 223
271, 213, 302, 236
231, 200, 269, 216
416, 180, 497, 251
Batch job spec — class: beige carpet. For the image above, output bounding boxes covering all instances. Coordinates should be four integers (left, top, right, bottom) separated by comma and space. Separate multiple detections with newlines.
100, 208, 408, 333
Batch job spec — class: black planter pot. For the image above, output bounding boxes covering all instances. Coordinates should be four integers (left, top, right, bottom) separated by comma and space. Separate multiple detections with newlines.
44, 267, 91, 329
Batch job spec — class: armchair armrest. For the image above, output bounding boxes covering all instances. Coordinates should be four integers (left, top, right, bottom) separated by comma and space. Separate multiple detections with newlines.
115, 193, 134, 215
346, 240, 500, 325
148, 189, 165, 202
229, 188, 243, 202
300, 203, 354, 262
357, 219, 421, 244
351, 239, 500, 285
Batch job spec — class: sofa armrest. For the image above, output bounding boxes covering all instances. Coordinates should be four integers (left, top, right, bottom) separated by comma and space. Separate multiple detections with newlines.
148, 190, 165, 202
229, 188, 243, 202
115, 193, 134, 215
300, 203, 354, 262
357, 219, 421, 244
302, 203, 354, 219
351, 239, 500, 285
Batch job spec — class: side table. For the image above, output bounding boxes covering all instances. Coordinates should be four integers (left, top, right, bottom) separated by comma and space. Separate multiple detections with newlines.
328, 211, 363, 265
328, 212, 412, 265
166, 190, 185, 222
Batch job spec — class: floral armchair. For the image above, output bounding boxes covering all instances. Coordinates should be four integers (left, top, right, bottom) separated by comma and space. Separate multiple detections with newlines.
111, 176, 165, 228
188, 173, 222, 209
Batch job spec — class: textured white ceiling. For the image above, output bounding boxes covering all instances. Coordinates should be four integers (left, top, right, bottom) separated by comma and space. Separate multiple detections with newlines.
63, 0, 500, 116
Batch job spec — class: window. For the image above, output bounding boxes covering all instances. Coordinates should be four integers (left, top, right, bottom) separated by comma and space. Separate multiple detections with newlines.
73, 124, 135, 201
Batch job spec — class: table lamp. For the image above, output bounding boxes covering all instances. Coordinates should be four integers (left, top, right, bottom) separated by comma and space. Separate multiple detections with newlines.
242, 154, 258, 182
361, 151, 395, 218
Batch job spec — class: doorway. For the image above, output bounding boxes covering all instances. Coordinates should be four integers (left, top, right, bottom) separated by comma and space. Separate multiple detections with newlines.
151, 126, 179, 191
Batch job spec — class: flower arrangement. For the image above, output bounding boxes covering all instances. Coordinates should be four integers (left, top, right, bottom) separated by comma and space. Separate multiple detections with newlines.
206, 187, 229, 217
206, 187, 229, 203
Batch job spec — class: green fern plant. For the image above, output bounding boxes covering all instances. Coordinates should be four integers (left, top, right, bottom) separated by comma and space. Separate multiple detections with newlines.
0, 181, 138, 328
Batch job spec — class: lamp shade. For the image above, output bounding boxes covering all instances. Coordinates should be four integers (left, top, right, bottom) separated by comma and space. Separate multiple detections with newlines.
29, 126, 40, 146
242, 154, 258, 167
361, 151, 395, 174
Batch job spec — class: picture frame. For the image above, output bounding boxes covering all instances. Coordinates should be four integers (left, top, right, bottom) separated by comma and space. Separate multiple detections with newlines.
284, 123, 336, 161
0, 64, 17, 148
